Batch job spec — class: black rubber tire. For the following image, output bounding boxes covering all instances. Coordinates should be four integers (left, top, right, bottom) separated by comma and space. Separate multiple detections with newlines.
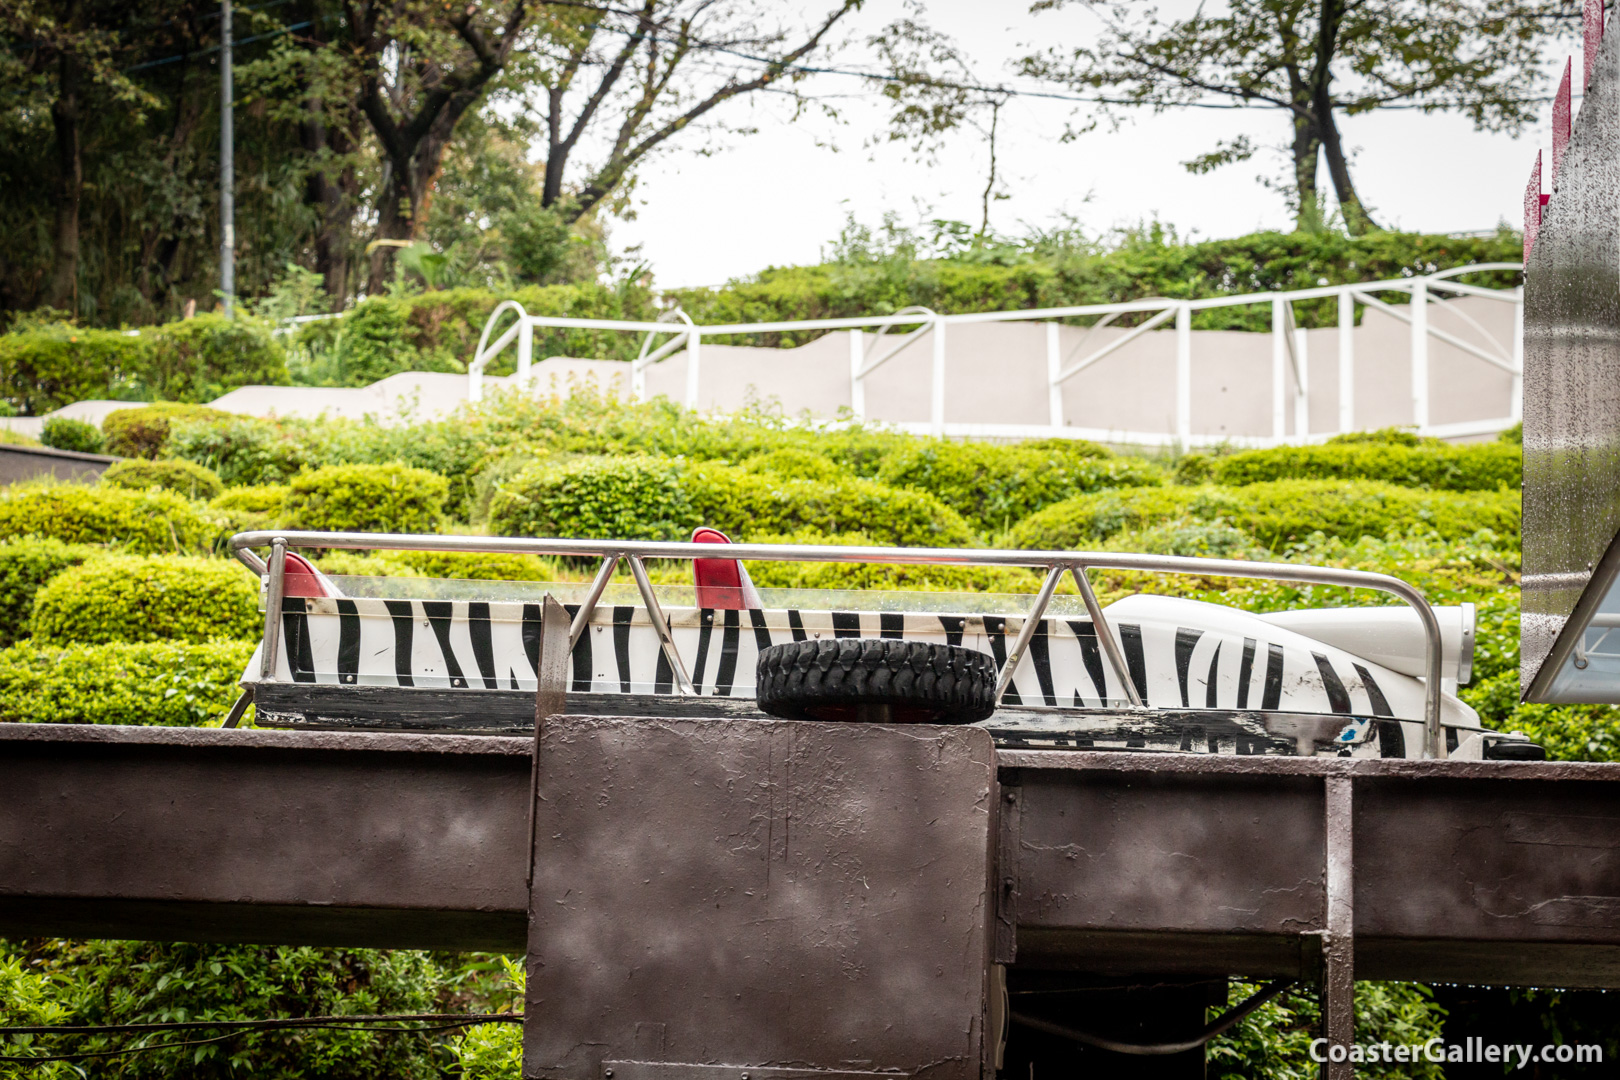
755, 638, 998, 724
1484, 740, 1547, 761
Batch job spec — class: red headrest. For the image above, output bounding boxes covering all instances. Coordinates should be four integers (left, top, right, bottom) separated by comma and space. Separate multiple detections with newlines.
692, 528, 752, 610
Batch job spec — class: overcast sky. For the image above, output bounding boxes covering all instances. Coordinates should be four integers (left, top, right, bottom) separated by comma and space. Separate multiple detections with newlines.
599, 0, 1574, 288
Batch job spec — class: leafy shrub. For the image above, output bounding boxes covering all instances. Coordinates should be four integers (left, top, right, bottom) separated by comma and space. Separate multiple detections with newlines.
1326, 427, 1434, 447
1210, 442, 1520, 491
1172, 452, 1216, 485
0, 483, 218, 554
40, 416, 105, 454
282, 463, 449, 533
101, 458, 223, 500
0, 639, 254, 726
103, 402, 231, 458
1016, 436, 1113, 459
388, 550, 557, 580
33, 555, 259, 645
1006, 480, 1521, 550
488, 455, 978, 547
741, 530, 1041, 592
0, 537, 100, 646
489, 455, 697, 541
210, 483, 290, 515
1499, 421, 1523, 445
144, 313, 289, 401
874, 440, 1163, 533
167, 414, 312, 485
3, 937, 449, 1078
742, 447, 842, 482
0, 322, 151, 414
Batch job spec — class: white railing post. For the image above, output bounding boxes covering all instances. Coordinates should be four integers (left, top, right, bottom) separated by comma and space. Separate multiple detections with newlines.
1046, 321, 1063, 430
1338, 290, 1355, 434
1293, 325, 1309, 437
470, 366, 483, 403
517, 318, 534, 386
1411, 278, 1429, 429
685, 330, 701, 409
931, 316, 946, 437
850, 329, 865, 419
1511, 285, 1525, 422
1175, 304, 1192, 442
1271, 298, 1287, 441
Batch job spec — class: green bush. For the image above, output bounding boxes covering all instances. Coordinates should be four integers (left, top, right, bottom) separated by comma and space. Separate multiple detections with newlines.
874, 440, 1163, 533
0, 322, 151, 414
143, 313, 289, 402
1, 938, 449, 1078
39, 416, 105, 454
489, 455, 697, 541
103, 402, 232, 458
33, 555, 260, 645
1005, 480, 1521, 550
488, 455, 978, 547
0, 483, 219, 554
101, 458, 223, 500
210, 483, 290, 515
167, 414, 312, 485
742, 447, 842, 482
1325, 426, 1435, 447
0, 537, 100, 646
282, 463, 449, 533
741, 530, 1040, 592
1210, 442, 1520, 491
0, 639, 254, 726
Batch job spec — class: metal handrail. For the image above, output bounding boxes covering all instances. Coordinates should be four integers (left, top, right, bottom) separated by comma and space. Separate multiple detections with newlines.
232, 531, 1447, 758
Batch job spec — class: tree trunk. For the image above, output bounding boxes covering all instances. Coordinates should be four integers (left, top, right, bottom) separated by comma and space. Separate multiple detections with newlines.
1289, 106, 1322, 230
1317, 94, 1379, 234
301, 112, 359, 305
44, 54, 83, 312
363, 110, 464, 296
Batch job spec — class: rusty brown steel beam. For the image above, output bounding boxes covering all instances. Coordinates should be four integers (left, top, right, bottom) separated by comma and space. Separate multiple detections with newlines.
5, 724, 1620, 990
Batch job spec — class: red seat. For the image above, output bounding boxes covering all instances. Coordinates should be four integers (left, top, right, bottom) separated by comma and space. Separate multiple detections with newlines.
692, 528, 761, 610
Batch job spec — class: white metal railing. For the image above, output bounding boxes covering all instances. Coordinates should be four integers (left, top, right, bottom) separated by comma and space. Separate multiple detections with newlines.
466, 263, 1523, 446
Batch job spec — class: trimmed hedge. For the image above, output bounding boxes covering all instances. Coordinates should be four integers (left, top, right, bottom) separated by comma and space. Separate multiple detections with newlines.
210, 484, 290, 515
40, 417, 104, 454
33, 555, 260, 645
1209, 442, 1520, 491
487, 455, 978, 547
1005, 480, 1521, 549
167, 414, 312, 486
742, 448, 843, 482
0, 537, 100, 646
0, 484, 219, 554
874, 441, 1163, 533
104, 402, 232, 458
741, 530, 1041, 592
0, 640, 254, 725
101, 458, 224, 500
281, 463, 449, 534
0, 317, 287, 416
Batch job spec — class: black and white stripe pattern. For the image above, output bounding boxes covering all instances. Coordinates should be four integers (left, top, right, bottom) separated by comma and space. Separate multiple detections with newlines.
264, 595, 1434, 725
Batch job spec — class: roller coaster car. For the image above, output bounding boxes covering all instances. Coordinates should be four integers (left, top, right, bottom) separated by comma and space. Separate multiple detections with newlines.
232, 528, 1541, 761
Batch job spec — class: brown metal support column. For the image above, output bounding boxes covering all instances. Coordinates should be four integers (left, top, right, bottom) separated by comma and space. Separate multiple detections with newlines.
1322, 775, 1355, 1080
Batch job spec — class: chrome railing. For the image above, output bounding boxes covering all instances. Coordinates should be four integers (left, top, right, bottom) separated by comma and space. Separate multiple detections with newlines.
232, 531, 1447, 758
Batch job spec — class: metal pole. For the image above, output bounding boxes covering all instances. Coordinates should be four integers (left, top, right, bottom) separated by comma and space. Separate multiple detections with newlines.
627, 556, 696, 694
1337, 291, 1355, 433
993, 566, 1066, 703
1175, 304, 1191, 443
259, 538, 286, 680
517, 319, 534, 385
1045, 321, 1062, 430
1271, 298, 1286, 442
850, 329, 865, 419
1070, 567, 1144, 708
1411, 279, 1429, 429
684, 331, 701, 409
569, 555, 620, 649
1293, 325, 1309, 438
219, 0, 234, 317
931, 316, 946, 437
1322, 775, 1356, 1080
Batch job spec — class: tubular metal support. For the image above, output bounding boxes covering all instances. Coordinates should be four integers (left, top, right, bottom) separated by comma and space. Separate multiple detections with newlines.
569, 556, 620, 650
627, 556, 696, 695
993, 566, 1067, 703
260, 538, 287, 681
1071, 567, 1145, 708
